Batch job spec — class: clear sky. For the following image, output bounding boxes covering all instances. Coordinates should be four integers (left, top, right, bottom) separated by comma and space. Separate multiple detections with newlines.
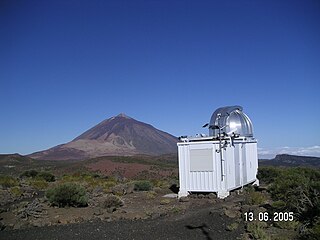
1, 0, 319, 158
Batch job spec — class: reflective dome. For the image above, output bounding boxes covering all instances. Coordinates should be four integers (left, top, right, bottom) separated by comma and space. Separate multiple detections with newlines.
209, 106, 253, 137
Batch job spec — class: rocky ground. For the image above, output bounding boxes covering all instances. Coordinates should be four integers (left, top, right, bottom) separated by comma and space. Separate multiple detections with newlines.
0, 185, 299, 240
1, 189, 246, 240
0, 166, 302, 240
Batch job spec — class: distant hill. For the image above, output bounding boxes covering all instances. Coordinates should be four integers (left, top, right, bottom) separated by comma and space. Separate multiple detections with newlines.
29, 113, 178, 160
0, 153, 34, 165
259, 154, 320, 168
0, 153, 36, 175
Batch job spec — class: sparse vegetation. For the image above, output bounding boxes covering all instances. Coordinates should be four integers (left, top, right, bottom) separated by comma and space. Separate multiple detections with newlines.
28, 179, 49, 190
134, 180, 153, 191
103, 181, 117, 193
20, 170, 55, 182
151, 179, 170, 189
226, 222, 239, 231
111, 183, 134, 196
0, 175, 19, 188
20, 170, 39, 178
170, 206, 182, 214
245, 186, 267, 205
46, 183, 88, 207
10, 186, 23, 197
258, 166, 320, 239
101, 194, 124, 209
160, 199, 171, 205
37, 172, 55, 182
145, 191, 157, 199
246, 221, 270, 240
257, 167, 281, 184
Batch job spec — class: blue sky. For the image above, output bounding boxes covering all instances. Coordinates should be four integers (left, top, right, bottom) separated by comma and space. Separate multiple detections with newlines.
1, 0, 319, 158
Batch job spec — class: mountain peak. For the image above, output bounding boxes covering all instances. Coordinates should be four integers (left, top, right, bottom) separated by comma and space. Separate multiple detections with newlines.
29, 114, 178, 160
116, 113, 131, 119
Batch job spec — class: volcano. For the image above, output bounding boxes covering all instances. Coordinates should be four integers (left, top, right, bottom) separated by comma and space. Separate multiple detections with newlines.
29, 113, 178, 160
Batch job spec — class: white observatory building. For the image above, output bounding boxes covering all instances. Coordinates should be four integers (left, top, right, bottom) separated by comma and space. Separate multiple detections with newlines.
177, 106, 259, 199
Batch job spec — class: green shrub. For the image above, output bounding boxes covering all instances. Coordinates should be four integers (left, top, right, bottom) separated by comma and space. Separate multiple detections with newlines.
271, 200, 286, 210
269, 168, 320, 220
146, 191, 157, 199
101, 194, 123, 209
266, 167, 320, 238
103, 181, 117, 193
29, 179, 49, 190
245, 186, 267, 205
134, 180, 153, 191
160, 199, 171, 205
10, 186, 23, 197
20, 170, 55, 182
46, 183, 88, 207
248, 192, 267, 205
111, 183, 134, 196
246, 222, 270, 240
0, 175, 19, 188
170, 206, 182, 214
20, 170, 39, 178
151, 179, 170, 189
257, 167, 281, 184
226, 222, 239, 231
273, 220, 299, 230
309, 219, 320, 240
36, 172, 55, 182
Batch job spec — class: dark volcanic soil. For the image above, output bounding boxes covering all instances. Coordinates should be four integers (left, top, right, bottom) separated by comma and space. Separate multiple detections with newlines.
0, 205, 243, 240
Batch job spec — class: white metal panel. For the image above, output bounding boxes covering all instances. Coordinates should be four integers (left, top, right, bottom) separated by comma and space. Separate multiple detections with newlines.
225, 146, 236, 190
190, 148, 213, 171
244, 142, 258, 183
188, 143, 217, 191
178, 139, 258, 198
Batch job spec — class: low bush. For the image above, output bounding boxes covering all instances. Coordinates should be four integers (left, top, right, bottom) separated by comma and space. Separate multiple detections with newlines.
257, 167, 281, 184
264, 167, 320, 239
160, 199, 171, 205
20, 170, 38, 178
101, 194, 124, 209
103, 181, 117, 193
145, 191, 157, 199
245, 187, 267, 205
46, 183, 88, 207
29, 179, 49, 190
226, 222, 239, 231
246, 221, 270, 240
170, 206, 182, 214
10, 186, 23, 197
268, 168, 320, 222
273, 220, 300, 230
37, 172, 55, 182
307, 219, 320, 240
134, 180, 153, 191
151, 179, 170, 189
20, 170, 55, 182
0, 175, 19, 188
111, 183, 134, 196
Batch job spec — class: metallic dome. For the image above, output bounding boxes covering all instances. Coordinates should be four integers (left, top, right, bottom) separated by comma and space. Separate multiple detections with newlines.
209, 106, 253, 137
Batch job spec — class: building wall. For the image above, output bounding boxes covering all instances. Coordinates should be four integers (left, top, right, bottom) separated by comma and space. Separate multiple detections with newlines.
178, 139, 258, 198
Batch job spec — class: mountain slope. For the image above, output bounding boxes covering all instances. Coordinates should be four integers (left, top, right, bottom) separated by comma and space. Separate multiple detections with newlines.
29, 114, 178, 160
259, 154, 320, 168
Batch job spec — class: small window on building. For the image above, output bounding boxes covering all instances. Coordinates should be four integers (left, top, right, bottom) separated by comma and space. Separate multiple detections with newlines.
190, 148, 213, 171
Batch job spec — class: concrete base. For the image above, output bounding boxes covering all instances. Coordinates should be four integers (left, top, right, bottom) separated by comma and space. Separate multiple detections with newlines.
178, 190, 189, 198
217, 190, 230, 199
252, 179, 260, 187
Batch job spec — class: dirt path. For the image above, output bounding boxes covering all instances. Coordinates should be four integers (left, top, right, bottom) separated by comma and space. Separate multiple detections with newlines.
0, 206, 244, 240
